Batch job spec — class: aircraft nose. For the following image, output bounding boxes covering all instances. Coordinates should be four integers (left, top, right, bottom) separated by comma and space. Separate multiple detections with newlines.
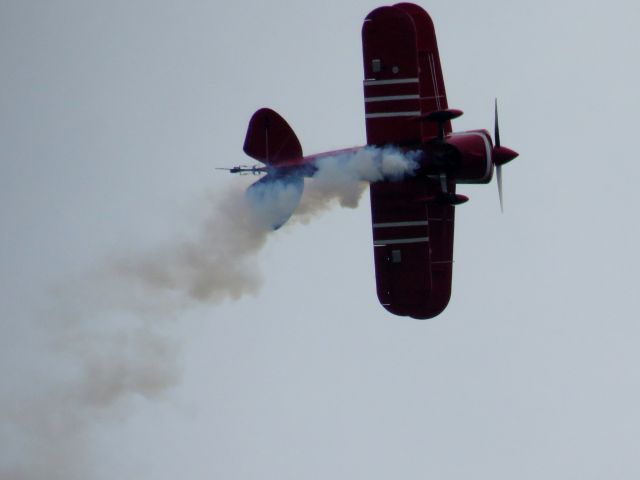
493, 145, 519, 166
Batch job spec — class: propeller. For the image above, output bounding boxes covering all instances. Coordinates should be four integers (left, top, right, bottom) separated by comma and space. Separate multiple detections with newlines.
496, 158, 503, 212
492, 99, 519, 212
494, 99, 503, 212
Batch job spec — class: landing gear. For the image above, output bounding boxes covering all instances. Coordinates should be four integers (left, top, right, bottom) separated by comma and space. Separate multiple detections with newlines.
431, 191, 469, 205
430, 173, 468, 205
419, 110, 469, 206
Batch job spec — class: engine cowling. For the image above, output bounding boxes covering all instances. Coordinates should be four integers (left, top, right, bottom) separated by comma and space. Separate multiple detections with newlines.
444, 129, 494, 184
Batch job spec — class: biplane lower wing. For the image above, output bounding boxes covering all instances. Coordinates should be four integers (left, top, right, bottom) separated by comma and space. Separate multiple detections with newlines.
370, 181, 454, 319
364, 4, 455, 319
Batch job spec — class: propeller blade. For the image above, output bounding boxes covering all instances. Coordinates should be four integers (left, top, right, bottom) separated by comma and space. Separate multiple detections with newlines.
497, 164, 503, 213
494, 98, 501, 148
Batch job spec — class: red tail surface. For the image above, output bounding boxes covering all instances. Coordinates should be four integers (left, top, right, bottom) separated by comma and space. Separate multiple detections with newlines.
243, 108, 303, 166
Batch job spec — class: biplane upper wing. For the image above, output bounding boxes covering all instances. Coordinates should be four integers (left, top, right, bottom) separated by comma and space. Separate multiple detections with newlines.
363, 4, 455, 319
395, 2, 451, 140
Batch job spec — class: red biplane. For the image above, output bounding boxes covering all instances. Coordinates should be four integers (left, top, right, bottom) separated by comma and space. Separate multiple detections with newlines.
224, 3, 518, 319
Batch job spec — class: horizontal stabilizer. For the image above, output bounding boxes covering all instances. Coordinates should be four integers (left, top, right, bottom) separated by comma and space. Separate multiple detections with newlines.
245, 174, 304, 230
243, 108, 303, 166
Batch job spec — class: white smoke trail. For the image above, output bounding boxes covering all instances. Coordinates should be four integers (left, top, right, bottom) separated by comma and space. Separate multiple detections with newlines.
110, 147, 418, 305
111, 147, 419, 303
295, 146, 419, 223
0, 146, 418, 479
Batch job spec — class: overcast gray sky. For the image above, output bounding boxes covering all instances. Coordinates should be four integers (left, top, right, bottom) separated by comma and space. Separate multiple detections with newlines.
2, 1, 640, 479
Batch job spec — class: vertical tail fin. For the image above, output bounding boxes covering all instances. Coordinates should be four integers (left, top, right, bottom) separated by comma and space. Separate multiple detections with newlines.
243, 108, 303, 166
